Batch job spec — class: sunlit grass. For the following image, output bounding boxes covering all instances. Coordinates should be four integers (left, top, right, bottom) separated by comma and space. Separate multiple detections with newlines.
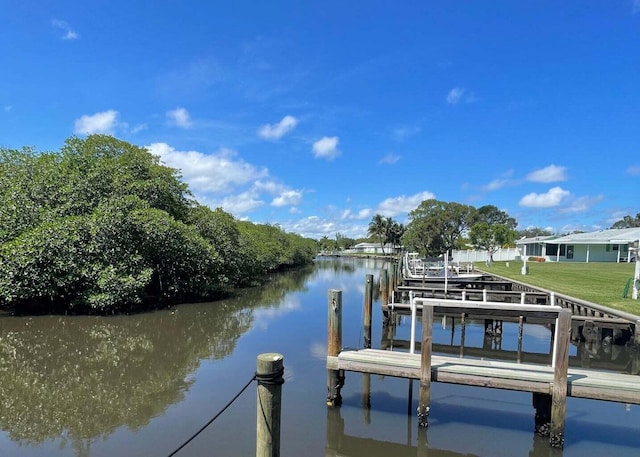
477, 261, 639, 315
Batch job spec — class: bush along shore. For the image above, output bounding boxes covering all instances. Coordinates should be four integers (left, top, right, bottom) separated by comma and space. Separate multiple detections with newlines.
0, 135, 318, 315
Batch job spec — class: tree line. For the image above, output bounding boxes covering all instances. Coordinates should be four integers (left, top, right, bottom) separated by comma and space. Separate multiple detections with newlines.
367, 202, 639, 258
0, 135, 317, 314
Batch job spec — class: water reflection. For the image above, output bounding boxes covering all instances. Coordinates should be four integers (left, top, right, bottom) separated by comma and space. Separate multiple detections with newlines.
0, 267, 313, 449
326, 399, 566, 457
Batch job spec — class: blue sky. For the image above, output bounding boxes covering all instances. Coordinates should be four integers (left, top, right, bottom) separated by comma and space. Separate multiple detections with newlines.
1, 1, 639, 239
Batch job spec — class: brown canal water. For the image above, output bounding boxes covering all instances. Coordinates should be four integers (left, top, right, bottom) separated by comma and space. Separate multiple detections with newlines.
1, 257, 639, 457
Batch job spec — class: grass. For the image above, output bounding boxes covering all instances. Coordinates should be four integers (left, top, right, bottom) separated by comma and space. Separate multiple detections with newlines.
477, 260, 639, 316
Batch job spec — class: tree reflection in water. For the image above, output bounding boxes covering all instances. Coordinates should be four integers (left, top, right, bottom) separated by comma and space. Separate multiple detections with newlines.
0, 266, 313, 452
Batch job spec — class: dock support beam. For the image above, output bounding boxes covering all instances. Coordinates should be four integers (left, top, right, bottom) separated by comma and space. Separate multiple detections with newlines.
327, 289, 343, 407
364, 275, 373, 348
380, 269, 389, 323
550, 308, 571, 448
418, 304, 433, 427
256, 353, 284, 457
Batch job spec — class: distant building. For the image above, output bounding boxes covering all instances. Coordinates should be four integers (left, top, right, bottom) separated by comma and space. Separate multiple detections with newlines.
516, 228, 640, 263
345, 242, 401, 255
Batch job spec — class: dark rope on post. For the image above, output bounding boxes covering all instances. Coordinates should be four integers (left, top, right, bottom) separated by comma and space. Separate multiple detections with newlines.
255, 366, 285, 386
166, 373, 257, 457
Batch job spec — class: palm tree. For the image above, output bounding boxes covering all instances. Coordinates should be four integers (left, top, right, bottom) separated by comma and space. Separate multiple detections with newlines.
368, 214, 387, 255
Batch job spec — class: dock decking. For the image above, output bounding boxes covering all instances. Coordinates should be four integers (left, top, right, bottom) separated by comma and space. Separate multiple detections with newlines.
327, 348, 640, 405
326, 283, 640, 449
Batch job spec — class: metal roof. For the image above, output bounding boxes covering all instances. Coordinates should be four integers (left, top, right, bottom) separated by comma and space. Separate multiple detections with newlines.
543, 228, 640, 245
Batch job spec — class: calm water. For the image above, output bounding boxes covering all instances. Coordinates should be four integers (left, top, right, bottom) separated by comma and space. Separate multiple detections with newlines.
1, 257, 639, 457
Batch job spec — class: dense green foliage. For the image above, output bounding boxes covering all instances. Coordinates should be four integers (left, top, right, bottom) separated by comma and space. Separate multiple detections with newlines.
0, 135, 317, 313
402, 200, 517, 256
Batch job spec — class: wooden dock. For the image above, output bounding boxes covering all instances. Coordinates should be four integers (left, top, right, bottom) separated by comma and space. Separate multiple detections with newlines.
327, 348, 640, 405
326, 287, 640, 449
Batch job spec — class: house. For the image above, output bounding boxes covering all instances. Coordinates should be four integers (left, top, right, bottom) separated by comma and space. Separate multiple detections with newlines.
516, 228, 640, 263
345, 242, 401, 255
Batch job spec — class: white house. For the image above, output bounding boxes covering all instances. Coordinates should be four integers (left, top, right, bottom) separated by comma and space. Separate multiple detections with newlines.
516, 228, 640, 263
345, 242, 401, 255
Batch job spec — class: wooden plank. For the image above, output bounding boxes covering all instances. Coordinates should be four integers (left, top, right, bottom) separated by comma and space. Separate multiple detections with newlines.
327, 349, 640, 405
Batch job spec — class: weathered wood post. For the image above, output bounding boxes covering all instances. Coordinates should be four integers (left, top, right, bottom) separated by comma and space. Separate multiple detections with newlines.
418, 304, 433, 427
364, 274, 373, 348
389, 263, 397, 301
459, 312, 466, 358
549, 308, 572, 448
256, 353, 284, 457
327, 289, 343, 407
517, 316, 524, 363
634, 320, 640, 346
380, 268, 389, 321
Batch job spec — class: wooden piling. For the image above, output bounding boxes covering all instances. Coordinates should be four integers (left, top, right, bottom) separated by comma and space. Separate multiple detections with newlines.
389, 263, 397, 299
418, 304, 433, 427
635, 320, 640, 346
380, 269, 389, 319
459, 312, 466, 358
364, 275, 373, 348
517, 316, 524, 363
549, 309, 571, 448
327, 289, 343, 407
256, 353, 284, 457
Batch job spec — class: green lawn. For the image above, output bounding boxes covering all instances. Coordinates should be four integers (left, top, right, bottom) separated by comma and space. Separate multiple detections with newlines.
477, 261, 639, 315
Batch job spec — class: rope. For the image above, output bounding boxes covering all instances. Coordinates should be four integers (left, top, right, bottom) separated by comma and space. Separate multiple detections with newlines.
254, 367, 285, 386
166, 374, 257, 457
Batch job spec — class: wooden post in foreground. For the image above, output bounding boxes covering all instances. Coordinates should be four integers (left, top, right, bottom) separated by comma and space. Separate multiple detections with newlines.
327, 289, 343, 407
549, 309, 571, 448
256, 353, 284, 457
364, 275, 373, 348
418, 304, 433, 427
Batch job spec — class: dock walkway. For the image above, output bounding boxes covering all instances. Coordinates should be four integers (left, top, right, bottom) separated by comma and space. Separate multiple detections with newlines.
325, 286, 640, 449
327, 348, 640, 405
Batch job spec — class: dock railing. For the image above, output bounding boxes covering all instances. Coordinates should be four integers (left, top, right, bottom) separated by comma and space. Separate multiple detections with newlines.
411, 296, 571, 447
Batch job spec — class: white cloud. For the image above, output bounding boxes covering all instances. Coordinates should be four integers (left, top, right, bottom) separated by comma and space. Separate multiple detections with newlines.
52, 19, 79, 40
526, 165, 568, 183
627, 165, 640, 176
446, 87, 465, 104
519, 186, 570, 208
272, 190, 303, 207
166, 107, 193, 128
340, 208, 372, 220
483, 178, 508, 191
482, 169, 514, 191
131, 123, 148, 134
379, 153, 401, 165
215, 191, 265, 214
376, 191, 436, 217
258, 115, 298, 139
74, 110, 118, 135
393, 125, 421, 140
146, 143, 268, 194
312, 136, 340, 160
559, 195, 604, 213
